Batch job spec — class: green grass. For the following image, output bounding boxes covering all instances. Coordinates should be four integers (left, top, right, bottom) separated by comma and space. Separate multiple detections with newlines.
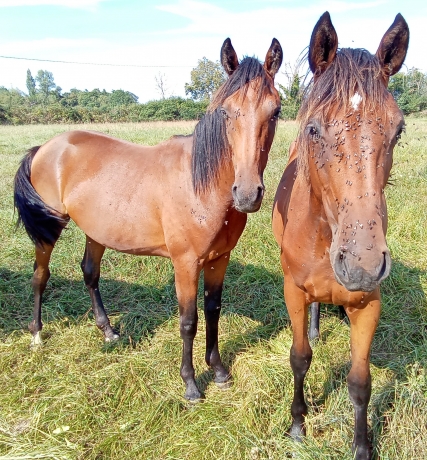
0, 119, 426, 459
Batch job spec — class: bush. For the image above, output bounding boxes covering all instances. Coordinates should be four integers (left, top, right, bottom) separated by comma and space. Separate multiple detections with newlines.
0, 97, 209, 125
389, 68, 427, 115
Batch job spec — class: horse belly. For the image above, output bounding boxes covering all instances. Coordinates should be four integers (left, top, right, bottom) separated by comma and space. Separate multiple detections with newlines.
65, 182, 168, 256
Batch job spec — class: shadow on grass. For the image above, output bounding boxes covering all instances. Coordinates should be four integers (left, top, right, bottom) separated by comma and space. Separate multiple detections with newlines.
0, 258, 287, 400
1, 257, 426, 456
0, 258, 287, 350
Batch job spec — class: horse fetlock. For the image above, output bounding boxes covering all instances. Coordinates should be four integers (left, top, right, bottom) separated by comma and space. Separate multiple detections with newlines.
308, 329, 320, 343
352, 442, 372, 460
28, 319, 42, 335
291, 399, 308, 421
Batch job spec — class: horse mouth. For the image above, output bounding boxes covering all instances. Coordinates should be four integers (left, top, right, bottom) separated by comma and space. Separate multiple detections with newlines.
332, 251, 390, 293
233, 197, 263, 213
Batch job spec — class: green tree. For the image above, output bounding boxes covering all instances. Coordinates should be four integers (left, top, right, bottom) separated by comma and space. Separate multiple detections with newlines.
109, 89, 139, 106
35, 70, 57, 100
185, 57, 226, 101
277, 63, 303, 120
26, 69, 36, 98
389, 68, 427, 114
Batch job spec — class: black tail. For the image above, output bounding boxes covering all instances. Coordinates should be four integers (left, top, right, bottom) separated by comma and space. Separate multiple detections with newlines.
14, 146, 69, 248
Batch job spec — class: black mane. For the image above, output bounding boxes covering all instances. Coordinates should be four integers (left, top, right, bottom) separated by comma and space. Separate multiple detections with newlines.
191, 57, 269, 194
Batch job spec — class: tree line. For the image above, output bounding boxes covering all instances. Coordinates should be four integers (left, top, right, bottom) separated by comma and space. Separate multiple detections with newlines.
1, 62, 426, 125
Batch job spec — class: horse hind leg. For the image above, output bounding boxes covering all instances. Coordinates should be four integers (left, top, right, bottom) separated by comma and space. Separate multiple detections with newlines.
308, 302, 320, 342
81, 236, 119, 342
30, 243, 55, 346
308, 303, 348, 343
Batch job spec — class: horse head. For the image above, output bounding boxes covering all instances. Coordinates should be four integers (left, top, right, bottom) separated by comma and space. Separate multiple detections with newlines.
216, 38, 283, 212
299, 12, 409, 292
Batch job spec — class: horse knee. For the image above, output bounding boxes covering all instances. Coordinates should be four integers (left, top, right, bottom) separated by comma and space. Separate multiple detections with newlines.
347, 371, 371, 407
290, 346, 313, 375
180, 318, 197, 339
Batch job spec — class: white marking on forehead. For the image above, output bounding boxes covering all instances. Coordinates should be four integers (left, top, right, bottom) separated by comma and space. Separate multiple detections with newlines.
350, 92, 362, 110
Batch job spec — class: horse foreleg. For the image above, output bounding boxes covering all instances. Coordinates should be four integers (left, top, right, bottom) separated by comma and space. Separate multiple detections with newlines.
308, 302, 320, 342
285, 280, 312, 440
203, 252, 230, 387
30, 244, 54, 346
174, 257, 202, 401
81, 236, 119, 342
344, 293, 380, 460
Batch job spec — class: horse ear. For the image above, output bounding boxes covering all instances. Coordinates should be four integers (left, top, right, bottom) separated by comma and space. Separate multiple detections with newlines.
308, 11, 338, 79
264, 38, 283, 78
376, 14, 409, 81
221, 38, 239, 76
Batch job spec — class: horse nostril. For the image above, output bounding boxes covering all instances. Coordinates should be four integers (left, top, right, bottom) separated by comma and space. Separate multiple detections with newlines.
232, 185, 238, 193
378, 251, 389, 281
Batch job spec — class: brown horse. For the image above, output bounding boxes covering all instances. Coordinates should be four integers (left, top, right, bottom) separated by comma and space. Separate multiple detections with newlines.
272, 12, 408, 459
14, 38, 283, 401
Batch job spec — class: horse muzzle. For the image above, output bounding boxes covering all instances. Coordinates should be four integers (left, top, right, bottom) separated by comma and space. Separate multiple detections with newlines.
331, 246, 391, 292
232, 183, 265, 213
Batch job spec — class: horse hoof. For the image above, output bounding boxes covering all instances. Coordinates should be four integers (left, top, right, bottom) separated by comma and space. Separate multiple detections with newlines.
215, 380, 232, 390
214, 373, 232, 389
184, 386, 203, 402
287, 423, 306, 442
105, 332, 120, 342
30, 331, 43, 347
185, 396, 204, 405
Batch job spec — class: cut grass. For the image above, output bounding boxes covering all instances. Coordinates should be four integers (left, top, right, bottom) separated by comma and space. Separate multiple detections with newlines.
0, 119, 426, 459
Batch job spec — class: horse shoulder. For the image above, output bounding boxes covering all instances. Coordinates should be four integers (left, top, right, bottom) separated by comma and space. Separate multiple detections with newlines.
272, 146, 298, 246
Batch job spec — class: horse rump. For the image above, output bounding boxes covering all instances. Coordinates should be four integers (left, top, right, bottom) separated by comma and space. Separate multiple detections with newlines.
14, 146, 69, 248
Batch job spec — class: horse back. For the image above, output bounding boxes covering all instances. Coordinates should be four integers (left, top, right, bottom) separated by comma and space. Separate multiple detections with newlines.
30, 130, 192, 254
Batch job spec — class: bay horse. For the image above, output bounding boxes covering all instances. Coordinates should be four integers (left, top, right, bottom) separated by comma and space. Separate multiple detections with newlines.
14, 38, 283, 401
272, 12, 408, 459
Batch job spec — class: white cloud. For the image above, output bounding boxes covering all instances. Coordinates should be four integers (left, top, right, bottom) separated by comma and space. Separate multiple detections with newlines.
0, 0, 425, 102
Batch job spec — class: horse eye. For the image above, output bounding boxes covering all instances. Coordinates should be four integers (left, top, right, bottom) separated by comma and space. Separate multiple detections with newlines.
396, 125, 405, 141
220, 108, 229, 119
271, 108, 281, 121
307, 124, 319, 138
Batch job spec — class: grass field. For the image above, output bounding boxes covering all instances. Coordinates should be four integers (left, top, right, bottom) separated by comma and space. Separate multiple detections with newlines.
0, 119, 426, 460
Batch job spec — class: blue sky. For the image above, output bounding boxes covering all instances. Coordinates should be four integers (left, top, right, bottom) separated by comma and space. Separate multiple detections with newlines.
0, 0, 425, 102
